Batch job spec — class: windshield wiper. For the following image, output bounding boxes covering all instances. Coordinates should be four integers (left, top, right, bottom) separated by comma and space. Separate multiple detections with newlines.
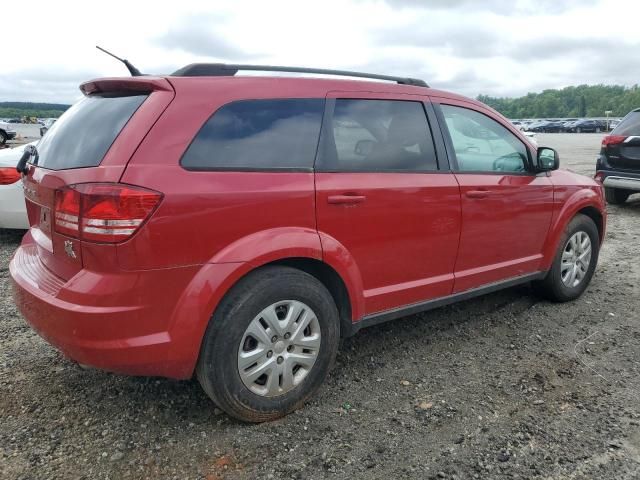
16, 144, 37, 175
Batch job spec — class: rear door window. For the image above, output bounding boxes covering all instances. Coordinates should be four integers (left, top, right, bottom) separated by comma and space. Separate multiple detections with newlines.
317, 99, 438, 172
181, 99, 324, 170
613, 111, 640, 136
35, 94, 147, 170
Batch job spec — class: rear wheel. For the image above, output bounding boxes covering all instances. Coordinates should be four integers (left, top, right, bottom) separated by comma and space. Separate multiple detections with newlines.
0, 130, 7, 145
197, 266, 340, 422
533, 214, 599, 302
605, 187, 630, 205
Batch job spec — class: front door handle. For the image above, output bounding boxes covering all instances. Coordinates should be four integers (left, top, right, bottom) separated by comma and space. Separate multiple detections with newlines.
327, 194, 367, 205
465, 190, 492, 199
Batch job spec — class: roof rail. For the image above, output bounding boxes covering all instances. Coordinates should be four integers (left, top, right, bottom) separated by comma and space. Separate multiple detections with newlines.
170, 63, 429, 87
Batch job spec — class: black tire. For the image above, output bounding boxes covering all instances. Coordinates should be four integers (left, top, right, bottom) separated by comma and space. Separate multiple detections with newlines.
0, 130, 7, 145
533, 214, 599, 302
604, 187, 630, 205
197, 266, 340, 422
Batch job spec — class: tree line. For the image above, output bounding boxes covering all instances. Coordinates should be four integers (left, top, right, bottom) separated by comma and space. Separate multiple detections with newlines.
478, 84, 640, 119
0, 102, 70, 119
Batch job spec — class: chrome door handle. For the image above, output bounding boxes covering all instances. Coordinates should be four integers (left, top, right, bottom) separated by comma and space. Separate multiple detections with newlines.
465, 190, 491, 199
327, 194, 367, 205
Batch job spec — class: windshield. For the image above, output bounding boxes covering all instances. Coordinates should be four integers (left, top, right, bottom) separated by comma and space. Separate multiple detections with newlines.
35, 93, 147, 170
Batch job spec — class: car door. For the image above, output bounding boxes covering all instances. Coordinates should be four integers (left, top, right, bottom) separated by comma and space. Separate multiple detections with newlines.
433, 99, 554, 293
315, 92, 461, 315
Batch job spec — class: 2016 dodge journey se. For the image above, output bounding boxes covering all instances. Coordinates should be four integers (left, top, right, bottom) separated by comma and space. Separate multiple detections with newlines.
10, 64, 606, 422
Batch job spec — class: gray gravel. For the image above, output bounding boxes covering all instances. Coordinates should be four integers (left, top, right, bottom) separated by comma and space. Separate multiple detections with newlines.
2, 133, 640, 479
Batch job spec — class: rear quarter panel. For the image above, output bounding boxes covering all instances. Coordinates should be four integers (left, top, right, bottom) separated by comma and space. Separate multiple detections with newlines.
118, 77, 332, 270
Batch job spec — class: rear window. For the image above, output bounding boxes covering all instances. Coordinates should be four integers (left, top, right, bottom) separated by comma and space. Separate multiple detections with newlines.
35, 94, 147, 170
181, 99, 324, 170
613, 111, 640, 136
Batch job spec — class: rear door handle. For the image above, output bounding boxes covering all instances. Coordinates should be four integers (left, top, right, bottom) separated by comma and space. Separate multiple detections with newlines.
327, 194, 367, 205
465, 190, 492, 199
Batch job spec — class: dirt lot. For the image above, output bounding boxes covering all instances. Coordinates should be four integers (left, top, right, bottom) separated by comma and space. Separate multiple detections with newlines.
1, 133, 639, 479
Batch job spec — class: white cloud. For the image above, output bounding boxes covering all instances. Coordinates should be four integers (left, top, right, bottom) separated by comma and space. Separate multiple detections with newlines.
2, 0, 638, 103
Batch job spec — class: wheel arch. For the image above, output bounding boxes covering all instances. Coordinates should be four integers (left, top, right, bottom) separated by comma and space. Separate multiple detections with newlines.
577, 205, 604, 244
167, 254, 361, 378
541, 189, 605, 271
268, 257, 354, 338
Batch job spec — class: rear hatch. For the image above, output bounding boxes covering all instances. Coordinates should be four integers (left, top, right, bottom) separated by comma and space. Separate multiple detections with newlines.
604, 110, 640, 170
21, 77, 174, 280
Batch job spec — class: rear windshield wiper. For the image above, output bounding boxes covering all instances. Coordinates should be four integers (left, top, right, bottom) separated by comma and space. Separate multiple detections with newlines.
16, 144, 37, 175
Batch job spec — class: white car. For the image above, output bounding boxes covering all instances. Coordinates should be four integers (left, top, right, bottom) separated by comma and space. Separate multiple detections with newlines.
0, 142, 33, 229
0, 121, 18, 145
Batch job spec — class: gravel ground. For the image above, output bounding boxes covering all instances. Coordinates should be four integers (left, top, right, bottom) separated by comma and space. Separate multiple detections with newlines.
1, 133, 640, 479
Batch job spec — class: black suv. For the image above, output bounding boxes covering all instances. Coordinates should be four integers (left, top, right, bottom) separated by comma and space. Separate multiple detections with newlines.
596, 108, 640, 204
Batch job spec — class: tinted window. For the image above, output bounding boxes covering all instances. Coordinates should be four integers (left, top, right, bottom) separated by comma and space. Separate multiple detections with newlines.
318, 99, 437, 171
181, 99, 324, 170
36, 94, 147, 170
441, 105, 528, 173
613, 111, 640, 136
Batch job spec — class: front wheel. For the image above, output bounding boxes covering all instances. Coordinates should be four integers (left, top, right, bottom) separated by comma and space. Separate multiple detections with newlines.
605, 187, 630, 205
533, 214, 599, 302
197, 266, 340, 422
0, 130, 7, 145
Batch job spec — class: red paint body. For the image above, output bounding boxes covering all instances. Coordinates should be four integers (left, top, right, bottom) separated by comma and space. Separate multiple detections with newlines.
10, 76, 606, 379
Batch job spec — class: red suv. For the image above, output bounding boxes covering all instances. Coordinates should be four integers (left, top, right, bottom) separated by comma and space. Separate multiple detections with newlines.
10, 65, 606, 422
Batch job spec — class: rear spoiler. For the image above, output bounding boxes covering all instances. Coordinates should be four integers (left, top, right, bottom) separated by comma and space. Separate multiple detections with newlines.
80, 77, 174, 96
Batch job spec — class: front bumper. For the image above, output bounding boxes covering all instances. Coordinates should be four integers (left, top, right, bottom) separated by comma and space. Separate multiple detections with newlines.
9, 236, 213, 378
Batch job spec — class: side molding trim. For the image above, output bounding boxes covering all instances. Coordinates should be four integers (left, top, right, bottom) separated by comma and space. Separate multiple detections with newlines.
347, 271, 547, 336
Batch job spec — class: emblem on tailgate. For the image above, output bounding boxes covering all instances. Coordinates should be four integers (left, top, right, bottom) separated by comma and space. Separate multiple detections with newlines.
64, 240, 77, 259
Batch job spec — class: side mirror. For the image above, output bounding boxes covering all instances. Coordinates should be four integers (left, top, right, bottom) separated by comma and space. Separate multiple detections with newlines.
537, 147, 559, 171
354, 139, 375, 156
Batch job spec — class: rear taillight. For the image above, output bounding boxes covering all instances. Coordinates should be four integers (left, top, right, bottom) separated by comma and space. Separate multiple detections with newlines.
0, 167, 21, 185
602, 135, 627, 147
54, 183, 162, 243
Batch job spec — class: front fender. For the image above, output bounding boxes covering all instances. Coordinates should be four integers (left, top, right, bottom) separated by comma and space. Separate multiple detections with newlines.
540, 186, 605, 271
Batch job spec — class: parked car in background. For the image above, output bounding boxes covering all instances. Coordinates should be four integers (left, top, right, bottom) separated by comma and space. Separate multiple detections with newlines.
0, 142, 32, 229
596, 108, 640, 204
40, 118, 56, 137
608, 119, 621, 130
0, 121, 18, 145
529, 121, 565, 133
566, 119, 606, 133
10, 65, 606, 422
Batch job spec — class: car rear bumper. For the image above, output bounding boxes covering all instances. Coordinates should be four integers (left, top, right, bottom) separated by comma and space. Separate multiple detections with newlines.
597, 169, 640, 192
9, 235, 222, 379
0, 181, 29, 229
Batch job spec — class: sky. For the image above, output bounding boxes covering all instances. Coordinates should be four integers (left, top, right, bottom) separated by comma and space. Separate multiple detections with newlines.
2, 0, 639, 104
